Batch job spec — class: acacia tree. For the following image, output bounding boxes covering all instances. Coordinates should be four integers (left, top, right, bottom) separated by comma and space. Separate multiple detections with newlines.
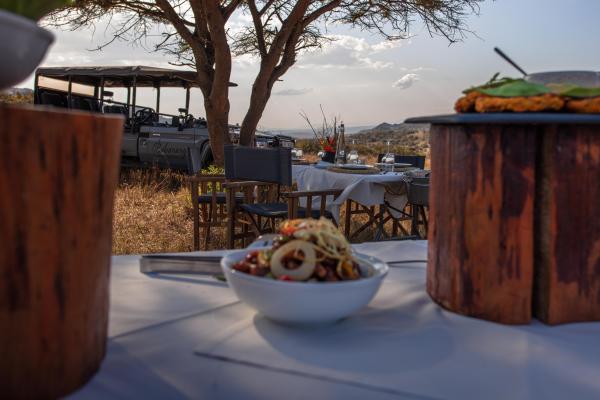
50, 0, 482, 163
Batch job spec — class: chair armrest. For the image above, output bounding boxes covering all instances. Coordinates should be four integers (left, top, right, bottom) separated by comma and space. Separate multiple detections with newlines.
223, 180, 272, 189
285, 189, 344, 219
187, 175, 226, 184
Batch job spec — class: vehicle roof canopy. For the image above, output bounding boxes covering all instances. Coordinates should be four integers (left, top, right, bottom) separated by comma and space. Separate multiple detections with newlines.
36, 66, 238, 88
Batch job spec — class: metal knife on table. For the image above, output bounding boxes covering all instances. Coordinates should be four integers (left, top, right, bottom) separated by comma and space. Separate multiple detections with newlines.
139, 254, 223, 274
139, 234, 278, 275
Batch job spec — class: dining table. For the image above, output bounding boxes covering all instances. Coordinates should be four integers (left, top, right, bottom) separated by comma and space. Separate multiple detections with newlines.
67, 240, 600, 400
291, 164, 412, 222
291, 164, 427, 239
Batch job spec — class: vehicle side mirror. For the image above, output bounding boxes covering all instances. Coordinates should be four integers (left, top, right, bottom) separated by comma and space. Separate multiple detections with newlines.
102, 90, 114, 98
178, 108, 188, 114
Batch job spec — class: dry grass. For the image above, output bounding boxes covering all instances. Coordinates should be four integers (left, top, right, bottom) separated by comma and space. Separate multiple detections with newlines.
112, 169, 199, 254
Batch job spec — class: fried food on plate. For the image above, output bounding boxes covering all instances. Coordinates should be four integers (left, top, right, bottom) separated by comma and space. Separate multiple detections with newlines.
565, 97, 600, 113
454, 91, 486, 113
474, 93, 565, 113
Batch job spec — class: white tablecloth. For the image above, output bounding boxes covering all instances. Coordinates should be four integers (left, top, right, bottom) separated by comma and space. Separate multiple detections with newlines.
292, 165, 410, 221
68, 241, 600, 400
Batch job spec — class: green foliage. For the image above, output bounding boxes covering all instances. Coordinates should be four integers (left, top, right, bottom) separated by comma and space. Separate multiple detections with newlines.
201, 165, 225, 175
0, 0, 71, 21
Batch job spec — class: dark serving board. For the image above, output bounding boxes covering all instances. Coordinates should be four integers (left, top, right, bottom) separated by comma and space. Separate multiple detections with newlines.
405, 113, 600, 125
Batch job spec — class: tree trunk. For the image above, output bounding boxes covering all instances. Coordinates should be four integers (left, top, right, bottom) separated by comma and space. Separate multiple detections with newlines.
204, 96, 231, 167
239, 74, 272, 147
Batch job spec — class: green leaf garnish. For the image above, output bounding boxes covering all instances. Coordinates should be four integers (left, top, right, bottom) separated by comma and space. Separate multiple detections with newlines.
463, 73, 520, 94
464, 73, 600, 98
477, 80, 552, 97
557, 86, 600, 98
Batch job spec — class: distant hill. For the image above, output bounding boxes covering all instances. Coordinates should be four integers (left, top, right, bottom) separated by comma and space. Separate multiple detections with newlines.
268, 125, 373, 139
353, 122, 429, 137
348, 122, 430, 155
4, 88, 33, 96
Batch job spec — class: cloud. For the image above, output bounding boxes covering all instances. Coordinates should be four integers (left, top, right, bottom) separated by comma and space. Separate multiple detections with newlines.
393, 73, 420, 89
273, 88, 313, 96
403, 66, 435, 73
371, 40, 404, 52
232, 53, 258, 68
297, 34, 404, 70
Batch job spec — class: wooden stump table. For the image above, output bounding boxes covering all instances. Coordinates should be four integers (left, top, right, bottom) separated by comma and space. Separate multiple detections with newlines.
0, 105, 123, 398
406, 113, 600, 325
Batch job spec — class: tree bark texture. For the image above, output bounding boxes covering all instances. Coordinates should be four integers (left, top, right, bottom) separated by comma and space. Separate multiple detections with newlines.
0, 105, 123, 398
427, 125, 536, 324
204, 96, 231, 166
534, 125, 600, 324
239, 74, 271, 146
428, 122, 600, 325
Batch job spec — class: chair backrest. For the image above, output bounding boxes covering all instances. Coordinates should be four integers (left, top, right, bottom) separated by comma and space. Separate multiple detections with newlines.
224, 145, 292, 186
395, 155, 426, 169
407, 182, 429, 206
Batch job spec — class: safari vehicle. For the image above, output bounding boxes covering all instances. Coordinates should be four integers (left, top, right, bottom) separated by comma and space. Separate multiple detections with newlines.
34, 66, 295, 172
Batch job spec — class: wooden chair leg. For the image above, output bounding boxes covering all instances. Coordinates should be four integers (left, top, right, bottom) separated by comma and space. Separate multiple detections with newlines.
344, 199, 352, 237
420, 206, 429, 237
226, 191, 236, 249
392, 218, 399, 237
410, 204, 419, 236
246, 213, 263, 237
191, 182, 200, 251
242, 221, 250, 248
202, 203, 213, 250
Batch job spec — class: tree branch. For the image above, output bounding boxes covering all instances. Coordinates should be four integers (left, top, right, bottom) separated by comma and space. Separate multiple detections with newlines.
247, 0, 267, 58
200, 0, 232, 98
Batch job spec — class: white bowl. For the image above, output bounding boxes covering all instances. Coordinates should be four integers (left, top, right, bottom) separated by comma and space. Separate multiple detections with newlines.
221, 249, 389, 325
0, 11, 54, 91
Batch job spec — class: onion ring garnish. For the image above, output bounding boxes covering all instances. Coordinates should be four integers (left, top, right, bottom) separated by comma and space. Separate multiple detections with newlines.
270, 240, 317, 281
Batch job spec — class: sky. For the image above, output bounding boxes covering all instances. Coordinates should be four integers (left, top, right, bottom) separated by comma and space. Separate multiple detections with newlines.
21, 0, 600, 130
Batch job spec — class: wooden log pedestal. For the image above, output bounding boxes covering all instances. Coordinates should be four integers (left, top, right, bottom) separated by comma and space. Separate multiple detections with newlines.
406, 113, 600, 325
0, 105, 123, 398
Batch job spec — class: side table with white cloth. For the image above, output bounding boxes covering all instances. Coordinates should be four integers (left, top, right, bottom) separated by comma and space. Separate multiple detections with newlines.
68, 240, 600, 400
